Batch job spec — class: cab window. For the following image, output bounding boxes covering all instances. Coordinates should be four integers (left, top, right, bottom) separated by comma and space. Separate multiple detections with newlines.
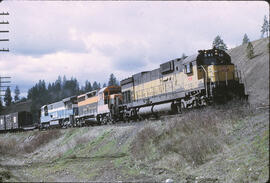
185, 63, 193, 74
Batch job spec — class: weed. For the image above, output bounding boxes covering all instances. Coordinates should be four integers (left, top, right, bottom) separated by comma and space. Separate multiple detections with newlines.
130, 102, 255, 166
0, 129, 61, 155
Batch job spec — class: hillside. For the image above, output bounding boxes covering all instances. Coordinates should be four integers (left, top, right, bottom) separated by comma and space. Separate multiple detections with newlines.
0, 38, 269, 182
227, 37, 269, 106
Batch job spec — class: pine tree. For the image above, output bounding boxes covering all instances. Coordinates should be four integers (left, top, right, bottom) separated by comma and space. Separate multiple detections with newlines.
63, 75, 67, 85
261, 15, 269, 38
4, 87, 12, 106
84, 80, 92, 92
92, 81, 99, 90
242, 33, 250, 45
14, 85, 20, 102
103, 83, 107, 87
108, 73, 118, 86
212, 35, 228, 51
246, 41, 254, 59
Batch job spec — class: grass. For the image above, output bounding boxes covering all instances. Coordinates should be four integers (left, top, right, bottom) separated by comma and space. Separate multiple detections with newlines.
130, 101, 257, 167
0, 129, 61, 155
35, 129, 117, 181
0, 169, 12, 182
1, 100, 266, 182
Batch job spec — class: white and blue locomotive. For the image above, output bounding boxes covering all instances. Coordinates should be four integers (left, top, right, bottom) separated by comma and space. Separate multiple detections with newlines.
40, 96, 78, 128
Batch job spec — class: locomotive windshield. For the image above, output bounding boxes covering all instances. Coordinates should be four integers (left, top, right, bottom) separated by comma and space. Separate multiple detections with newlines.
197, 49, 231, 65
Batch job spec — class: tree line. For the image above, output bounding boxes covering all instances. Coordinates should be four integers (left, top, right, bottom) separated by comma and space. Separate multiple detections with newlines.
0, 73, 119, 120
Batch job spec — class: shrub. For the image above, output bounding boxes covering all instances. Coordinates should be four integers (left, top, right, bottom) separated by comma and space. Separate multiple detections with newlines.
130, 102, 254, 166
130, 126, 159, 159
0, 129, 61, 155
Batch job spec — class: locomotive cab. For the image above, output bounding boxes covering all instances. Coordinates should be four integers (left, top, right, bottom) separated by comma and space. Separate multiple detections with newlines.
196, 49, 247, 101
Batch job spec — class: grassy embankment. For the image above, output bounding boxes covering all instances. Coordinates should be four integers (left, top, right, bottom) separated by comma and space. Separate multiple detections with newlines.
0, 101, 268, 182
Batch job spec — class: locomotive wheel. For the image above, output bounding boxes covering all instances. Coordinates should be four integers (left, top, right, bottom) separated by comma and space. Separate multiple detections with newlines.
101, 116, 107, 125
180, 102, 187, 114
176, 104, 182, 114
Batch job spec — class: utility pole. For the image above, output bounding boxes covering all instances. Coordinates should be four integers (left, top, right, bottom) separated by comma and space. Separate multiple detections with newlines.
0, 76, 11, 96
0, 12, 9, 52
0, 11, 10, 110
0, 76, 11, 112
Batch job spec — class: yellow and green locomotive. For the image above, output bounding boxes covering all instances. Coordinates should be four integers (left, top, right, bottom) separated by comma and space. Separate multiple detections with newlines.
120, 48, 247, 119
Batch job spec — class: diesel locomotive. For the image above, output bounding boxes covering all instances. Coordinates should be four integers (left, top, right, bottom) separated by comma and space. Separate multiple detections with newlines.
121, 48, 247, 119
39, 48, 247, 128
40, 86, 123, 128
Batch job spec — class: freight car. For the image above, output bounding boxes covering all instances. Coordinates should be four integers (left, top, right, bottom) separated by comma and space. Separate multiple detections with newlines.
40, 96, 78, 129
120, 48, 247, 120
0, 111, 33, 132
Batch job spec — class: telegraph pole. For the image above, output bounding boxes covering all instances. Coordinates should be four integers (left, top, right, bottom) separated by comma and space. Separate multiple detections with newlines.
0, 12, 9, 52
0, 76, 11, 112
0, 12, 10, 111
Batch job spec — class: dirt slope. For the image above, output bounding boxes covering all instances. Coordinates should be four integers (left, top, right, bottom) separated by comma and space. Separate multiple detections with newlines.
227, 37, 269, 106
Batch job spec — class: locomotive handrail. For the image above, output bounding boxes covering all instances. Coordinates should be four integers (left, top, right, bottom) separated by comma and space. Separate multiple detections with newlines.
199, 65, 208, 97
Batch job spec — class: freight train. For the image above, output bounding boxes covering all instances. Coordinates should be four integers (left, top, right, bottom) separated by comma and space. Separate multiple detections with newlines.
37, 48, 247, 129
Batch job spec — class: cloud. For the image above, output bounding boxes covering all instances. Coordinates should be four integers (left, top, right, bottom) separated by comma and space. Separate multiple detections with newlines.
0, 1, 268, 97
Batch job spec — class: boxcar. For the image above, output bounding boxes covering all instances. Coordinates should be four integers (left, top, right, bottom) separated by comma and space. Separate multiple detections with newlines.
4, 111, 32, 131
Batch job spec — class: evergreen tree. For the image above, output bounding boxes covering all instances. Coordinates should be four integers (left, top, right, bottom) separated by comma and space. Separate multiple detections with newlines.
261, 15, 269, 38
63, 75, 67, 85
84, 80, 92, 92
108, 73, 118, 86
92, 81, 99, 90
246, 41, 254, 59
4, 87, 12, 106
19, 97, 27, 102
14, 85, 20, 102
242, 33, 250, 45
212, 35, 228, 51
103, 83, 106, 87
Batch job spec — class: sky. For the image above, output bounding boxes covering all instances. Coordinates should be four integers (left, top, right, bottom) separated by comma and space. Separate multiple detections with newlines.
0, 1, 269, 98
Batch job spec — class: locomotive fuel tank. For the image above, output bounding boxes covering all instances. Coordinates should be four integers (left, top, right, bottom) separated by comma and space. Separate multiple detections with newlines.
137, 102, 173, 116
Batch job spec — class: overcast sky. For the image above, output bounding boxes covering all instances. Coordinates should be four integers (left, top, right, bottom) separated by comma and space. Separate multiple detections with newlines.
0, 1, 268, 98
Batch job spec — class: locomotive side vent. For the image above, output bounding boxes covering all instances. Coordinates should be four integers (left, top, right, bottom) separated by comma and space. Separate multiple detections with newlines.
160, 60, 174, 74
